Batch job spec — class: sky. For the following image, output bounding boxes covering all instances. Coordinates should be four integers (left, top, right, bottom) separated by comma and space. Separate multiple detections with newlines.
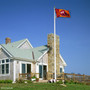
0, 0, 90, 75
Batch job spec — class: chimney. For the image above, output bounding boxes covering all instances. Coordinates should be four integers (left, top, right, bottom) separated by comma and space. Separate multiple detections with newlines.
47, 33, 60, 79
5, 37, 11, 44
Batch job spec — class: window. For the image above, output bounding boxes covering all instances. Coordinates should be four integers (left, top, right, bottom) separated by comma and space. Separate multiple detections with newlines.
22, 64, 26, 73
39, 65, 42, 78
6, 64, 9, 74
2, 65, 4, 74
2, 60, 5, 63
6, 59, 9, 63
60, 67, 63, 73
0, 59, 10, 75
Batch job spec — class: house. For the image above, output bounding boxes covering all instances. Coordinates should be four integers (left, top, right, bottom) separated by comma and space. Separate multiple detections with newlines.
0, 33, 67, 82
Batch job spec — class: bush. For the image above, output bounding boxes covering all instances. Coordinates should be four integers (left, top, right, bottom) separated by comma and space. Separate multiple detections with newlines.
26, 80, 32, 83
64, 80, 74, 84
0, 80, 12, 83
64, 80, 69, 84
69, 80, 75, 84
16, 78, 24, 83
31, 76, 36, 79
56, 80, 63, 84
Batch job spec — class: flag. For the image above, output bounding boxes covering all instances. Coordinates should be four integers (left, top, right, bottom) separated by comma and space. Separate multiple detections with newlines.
55, 9, 70, 18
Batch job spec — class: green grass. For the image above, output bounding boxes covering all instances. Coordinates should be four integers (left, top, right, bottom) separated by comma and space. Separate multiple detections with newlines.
0, 83, 90, 90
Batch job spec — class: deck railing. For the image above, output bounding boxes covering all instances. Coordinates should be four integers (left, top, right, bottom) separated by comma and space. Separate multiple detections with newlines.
19, 73, 39, 80
47, 72, 90, 83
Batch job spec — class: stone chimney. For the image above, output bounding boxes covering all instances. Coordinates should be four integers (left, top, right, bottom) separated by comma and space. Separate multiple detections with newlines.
47, 33, 60, 78
5, 37, 11, 44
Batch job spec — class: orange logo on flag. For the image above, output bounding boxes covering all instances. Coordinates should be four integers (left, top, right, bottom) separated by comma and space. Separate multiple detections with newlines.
55, 9, 70, 18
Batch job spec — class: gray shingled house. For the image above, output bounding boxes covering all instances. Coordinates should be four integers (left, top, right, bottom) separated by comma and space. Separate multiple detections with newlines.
0, 34, 67, 82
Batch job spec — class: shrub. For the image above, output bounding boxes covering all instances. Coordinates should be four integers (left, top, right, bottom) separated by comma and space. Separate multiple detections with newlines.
69, 80, 75, 84
26, 80, 32, 83
0, 80, 12, 83
64, 80, 69, 84
31, 76, 36, 79
36, 78, 39, 82
56, 80, 63, 84
16, 78, 24, 83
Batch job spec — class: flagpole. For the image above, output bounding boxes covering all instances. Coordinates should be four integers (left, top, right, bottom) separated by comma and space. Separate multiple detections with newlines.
54, 6, 56, 80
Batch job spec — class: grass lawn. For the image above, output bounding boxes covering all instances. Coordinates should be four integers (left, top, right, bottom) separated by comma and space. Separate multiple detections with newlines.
0, 83, 90, 90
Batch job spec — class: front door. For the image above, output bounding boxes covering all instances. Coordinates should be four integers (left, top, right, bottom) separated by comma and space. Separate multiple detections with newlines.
27, 64, 31, 73
39, 65, 47, 80
22, 64, 31, 73
43, 65, 47, 80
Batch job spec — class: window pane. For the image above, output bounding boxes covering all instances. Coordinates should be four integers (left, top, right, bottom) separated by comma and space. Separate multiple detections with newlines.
2, 65, 4, 69
2, 60, 5, 63
2, 65, 4, 74
0, 65, 1, 74
6, 64, 9, 74
60, 68, 62, 73
39, 65, 42, 78
6, 59, 9, 63
22, 64, 25, 73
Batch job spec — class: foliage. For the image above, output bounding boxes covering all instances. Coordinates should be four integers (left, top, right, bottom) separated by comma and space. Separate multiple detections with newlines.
0, 80, 12, 83
0, 83, 90, 90
31, 76, 36, 79
26, 80, 32, 83
64, 80, 88, 85
56, 80, 63, 84
36, 78, 39, 81
16, 78, 24, 83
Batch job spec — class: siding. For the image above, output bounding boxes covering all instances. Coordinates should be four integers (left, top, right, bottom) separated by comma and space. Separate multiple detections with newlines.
0, 60, 13, 81
19, 41, 32, 49
0, 49, 10, 59
39, 53, 48, 64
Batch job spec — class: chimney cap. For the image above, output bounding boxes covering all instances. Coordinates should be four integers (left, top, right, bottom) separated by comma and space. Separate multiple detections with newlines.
5, 37, 11, 44
5, 37, 11, 40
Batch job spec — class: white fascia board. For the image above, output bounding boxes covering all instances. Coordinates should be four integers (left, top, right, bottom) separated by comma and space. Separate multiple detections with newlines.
0, 45, 13, 57
17, 39, 27, 48
17, 38, 33, 48
0, 45, 1, 48
59, 54, 67, 66
37, 50, 48, 61
10, 57, 34, 62
26, 39, 33, 48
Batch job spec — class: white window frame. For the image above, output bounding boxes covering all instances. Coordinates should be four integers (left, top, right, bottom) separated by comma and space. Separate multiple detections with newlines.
19, 61, 32, 74
60, 66, 64, 73
0, 58, 10, 76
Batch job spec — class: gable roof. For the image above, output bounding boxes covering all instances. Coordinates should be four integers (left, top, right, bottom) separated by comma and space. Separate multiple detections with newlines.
1, 39, 49, 61
60, 54, 67, 66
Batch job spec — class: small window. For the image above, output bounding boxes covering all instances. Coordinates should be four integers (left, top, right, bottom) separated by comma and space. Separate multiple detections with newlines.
22, 64, 26, 73
39, 65, 42, 78
2, 65, 5, 74
6, 64, 9, 74
2, 60, 5, 63
0, 59, 10, 75
6, 59, 9, 63
60, 68, 62, 73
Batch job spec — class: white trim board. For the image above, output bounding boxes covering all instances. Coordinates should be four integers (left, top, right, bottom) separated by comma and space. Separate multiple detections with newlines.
0, 45, 13, 57
59, 54, 67, 66
37, 50, 48, 61
17, 39, 33, 48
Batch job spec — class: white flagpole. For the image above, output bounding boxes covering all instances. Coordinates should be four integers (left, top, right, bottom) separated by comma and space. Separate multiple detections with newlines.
54, 7, 56, 80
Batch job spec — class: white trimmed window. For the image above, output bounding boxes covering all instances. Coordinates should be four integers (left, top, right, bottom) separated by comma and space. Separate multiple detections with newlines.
0, 59, 10, 75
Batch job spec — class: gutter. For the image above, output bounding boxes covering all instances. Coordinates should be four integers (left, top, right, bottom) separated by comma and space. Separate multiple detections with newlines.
0, 44, 14, 57
10, 57, 39, 63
